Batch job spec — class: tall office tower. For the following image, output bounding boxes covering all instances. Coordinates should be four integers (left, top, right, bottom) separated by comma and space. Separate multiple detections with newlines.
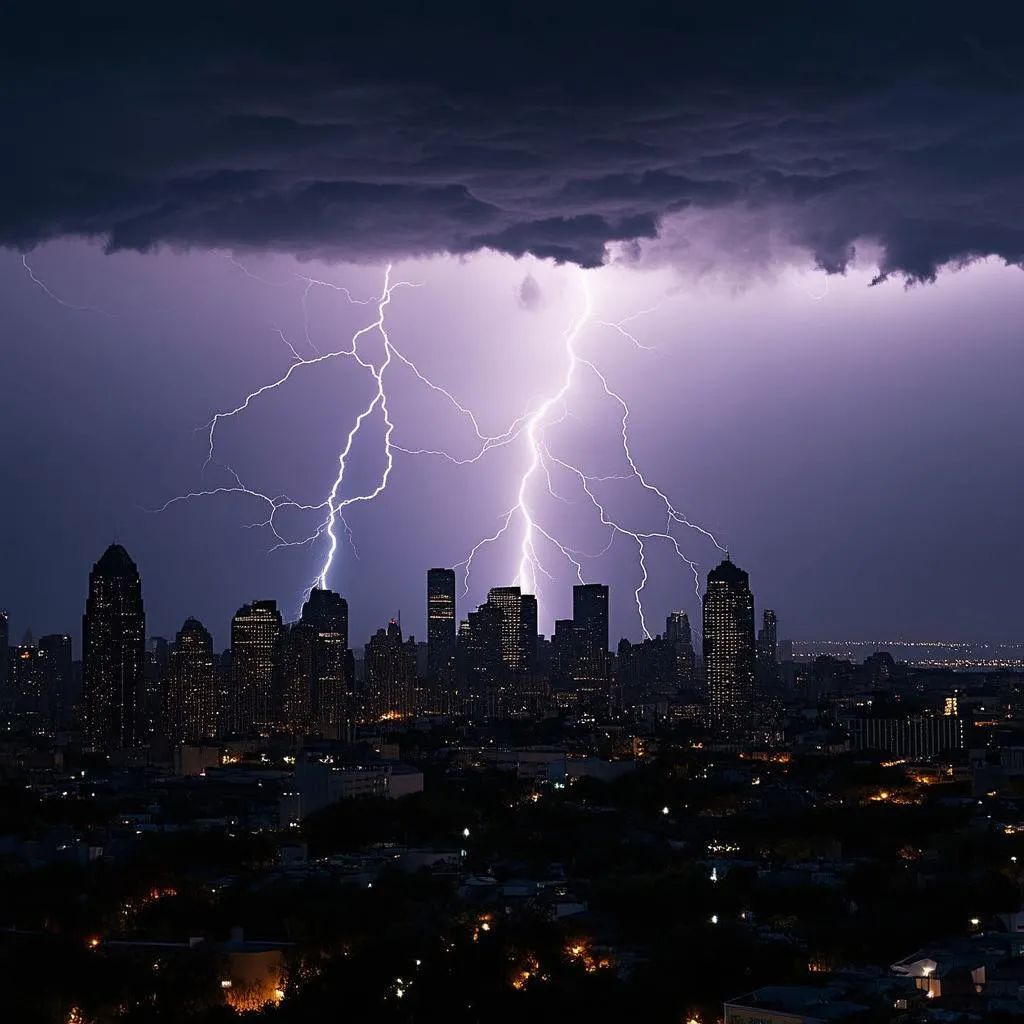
757, 609, 778, 665
39, 634, 73, 730
573, 583, 609, 653
230, 600, 282, 735
665, 611, 697, 690
10, 643, 47, 730
487, 586, 523, 671
703, 557, 757, 734
573, 583, 610, 680
520, 593, 538, 671
280, 624, 314, 735
426, 568, 457, 680
214, 650, 233, 737
457, 602, 504, 718
82, 544, 146, 751
142, 636, 170, 742
299, 588, 351, 739
0, 610, 8, 691
166, 618, 216, 744
365, 619, 415, 721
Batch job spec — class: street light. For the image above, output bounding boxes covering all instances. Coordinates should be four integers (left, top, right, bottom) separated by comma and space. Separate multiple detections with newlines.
463, 827, 471, 838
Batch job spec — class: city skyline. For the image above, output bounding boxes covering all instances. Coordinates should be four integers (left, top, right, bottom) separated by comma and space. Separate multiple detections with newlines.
5, 528, 1024, 657
4, 10, 1024, 654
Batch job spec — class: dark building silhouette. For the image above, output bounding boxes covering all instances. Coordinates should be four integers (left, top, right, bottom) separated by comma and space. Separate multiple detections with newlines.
167, 618, 216, 743
426, 568, 456, 681
365, 619, 415, 721
520, 593, 538, 671
666, 611, 696, 690
573, 583, 609, 655
230, 600, 282, 734
299, 588, 352, 739
0, 610, 8, 691
458, 601, 503, 716
142, 636, 170, 743
10, 642, 48, 731
703, 557, 757, 734
757, 609, 778, 665
82, 544, 146, 751
756, 609, 779, 690
864, 650, 897, 686
38, 634, 72, 730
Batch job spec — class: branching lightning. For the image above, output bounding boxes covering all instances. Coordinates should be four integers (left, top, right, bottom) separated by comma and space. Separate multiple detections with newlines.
20, 249, 724, 634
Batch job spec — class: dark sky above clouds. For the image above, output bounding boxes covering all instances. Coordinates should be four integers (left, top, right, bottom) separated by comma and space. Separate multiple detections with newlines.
2, 4, 1024, 650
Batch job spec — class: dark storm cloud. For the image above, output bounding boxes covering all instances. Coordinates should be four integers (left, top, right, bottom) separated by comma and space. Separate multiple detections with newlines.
516, 274, 542, 311
3, 5, 1024, 279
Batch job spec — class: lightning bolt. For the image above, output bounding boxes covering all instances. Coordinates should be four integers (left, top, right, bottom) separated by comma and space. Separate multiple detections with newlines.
18, 249, 723, 634
449, 270, 724, 637
20, 255, 115, 316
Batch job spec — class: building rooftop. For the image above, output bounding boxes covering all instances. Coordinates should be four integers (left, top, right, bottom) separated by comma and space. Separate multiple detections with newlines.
725, 985, 869, 1021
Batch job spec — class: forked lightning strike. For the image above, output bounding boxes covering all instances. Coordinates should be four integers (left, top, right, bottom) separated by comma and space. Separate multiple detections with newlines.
20, 252, 723, 633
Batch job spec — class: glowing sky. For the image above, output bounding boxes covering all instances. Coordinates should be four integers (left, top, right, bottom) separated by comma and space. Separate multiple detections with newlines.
2, 6, 1023, 648
3, 241, 1023, 648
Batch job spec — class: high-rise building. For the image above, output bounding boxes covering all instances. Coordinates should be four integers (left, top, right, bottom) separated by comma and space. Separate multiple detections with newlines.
757, 609, 778, 665
666, 611, 696, 690
458, 602, 503, 715
573, 583, 609, 681
426, 568, 456, 680
167, 618, 216, 744
488, 586, 523, 672
573, 583, 609, 653
299, 588, 352, 739
365, 619, 415, 721
520, 593, 538, 671
142, 636, 170, 742
703, 557, 757, 733
82, 544, 146, 751
230, 600, 282, 734
10, 643, 47, 731
0, 610, 8, 691
38, 634, 72, 730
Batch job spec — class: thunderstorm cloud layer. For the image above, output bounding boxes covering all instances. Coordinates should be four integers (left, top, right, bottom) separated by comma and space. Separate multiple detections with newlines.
3, 6, 1024, 280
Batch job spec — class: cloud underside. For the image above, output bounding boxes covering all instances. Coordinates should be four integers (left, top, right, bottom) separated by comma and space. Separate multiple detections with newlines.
3, 11, 1024, 281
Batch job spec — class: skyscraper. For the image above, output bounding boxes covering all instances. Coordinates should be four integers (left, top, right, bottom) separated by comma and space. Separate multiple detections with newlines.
230, 600, 282, 734
365, 619, 415, 721
665, 611, 696, 690
573, 583, 609, 654
573, 583, 609, 680
82, 544, 146, 751
487, 586, 523, 671
38, 634, 72, 730
458, 601, 503, 717
167, 618, 216, 744
757, 609, 778, 665
299, 588, 351, 739
0, 610, 8, 691
426, 568, 456, 680
703, 557, 757, 733
520, 593, 538, 671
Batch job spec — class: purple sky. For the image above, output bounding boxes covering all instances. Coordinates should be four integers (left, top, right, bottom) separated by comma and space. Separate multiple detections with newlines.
3, 240, 1022, 650
3, 7, 1024, 651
